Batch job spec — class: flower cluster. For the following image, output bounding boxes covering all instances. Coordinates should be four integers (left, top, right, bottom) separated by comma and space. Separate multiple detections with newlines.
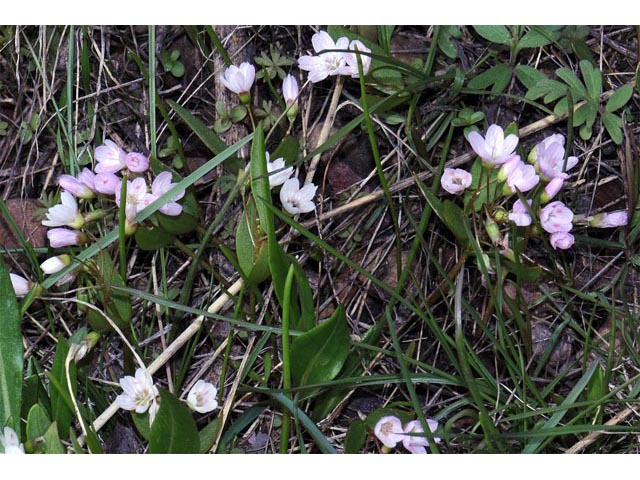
440, 125, 628, 252
373, 415, 440, 454
298, 30, 372, 83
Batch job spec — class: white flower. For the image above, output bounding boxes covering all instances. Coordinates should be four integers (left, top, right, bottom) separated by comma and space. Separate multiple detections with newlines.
116, 368, 160, 421
186, 380, 218, 414
0, 426, 25, 454
9, 273, 31, 297
266, 153, 294, 188
280, 178, 317, 215
42, 191, 85, 229
150, 171, 185, 216
467, 124, 519, 167
343, 40, 372, 77
534, 134, 579, 180
441, 168, 472, 194
298, 31, 350, 83
402, 419, 440, 454
373, 415, 405, 448
508, 199, 533, 227
282, 74, 299, 105
95, 139, 127, 174
40, 255, 70, 275
220, 62, 255, 95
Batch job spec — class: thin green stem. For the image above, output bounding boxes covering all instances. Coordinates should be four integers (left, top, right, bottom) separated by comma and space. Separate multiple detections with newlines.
279, 264, 295, 454
148, 26, 157, 158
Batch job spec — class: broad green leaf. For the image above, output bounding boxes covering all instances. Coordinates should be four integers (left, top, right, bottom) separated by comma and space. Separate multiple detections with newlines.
344, 419, 366, 453
132, 411, 151, 441
556, 67, 587, 99
515, 65, 548, 89
603, 111, 623, 145
43, 422, 65, 454
438, 25, 462, 59
199, 417, 221, 453
271, 135, 299, 165
468, 63, 512, 94
472, 25, 512, 45
134, 225, 176, 250
26, 403, 51, 441
291, 305, 350, 387
516, 26, 559, 51
249, 124, 272, 243
149, 389, 200, 454
444, 199, 474, 244
0, 256, 23, 433
21, 373, 51, 422
606, 84, 633, 112
580, 60, 602, 99
48, 339, 75, 440
235, 198, 270, 282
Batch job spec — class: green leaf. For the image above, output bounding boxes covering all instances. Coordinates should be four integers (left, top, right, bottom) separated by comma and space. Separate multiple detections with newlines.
291, 305, 350, 387
134, 225, 176, 250
48, 339, 75, 440
230, 105, 247, 123
0, 256, 23, 433
199, 417, 221, 453
249, 124, 272, 241
580, 60, 602, 99
603, 111, 623, 145
43, 422, 65, 454
468, 63, 512, 94
344, 419, 366, 453
437, 25, 462, 59
235, 198, 270, 283
171, 62, 185, 78
556, 67, 587, 99
472, 25, 512, 45
149, 389, 200, 454
606, 84, 633, 112
463, 158, 500, 213
26, 403, 51, 441
516, 26, 559, 50
271, 135, 299, 165
515, 65, 548, 89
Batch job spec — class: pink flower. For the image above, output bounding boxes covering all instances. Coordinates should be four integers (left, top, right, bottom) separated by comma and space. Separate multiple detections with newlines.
504, 161, 539, 194
58, 168, 95, 199
467, 124, 519, 167
402, 419, 440, 454
541, 177, 565, 203
126, 152, 149, 173
0, 426, 25, 454
497, 155, 523, 181
115, 177, 156, 216
151, 171, 185, 216
220, 62, 255, 95
343, 40, 372, 77
9, 273, 30, 297
95, 140, 127, 174
589, 210, 628, 228
508, 199, 533, 227
534, 134, 578, 180
373, 416, 404, 449
540, 201, 574, 234
549, 231, 575, 250
441, 168, 472, 194
298, 31, 350, 83
94, 172, 122, 195
47, 227, 85, 248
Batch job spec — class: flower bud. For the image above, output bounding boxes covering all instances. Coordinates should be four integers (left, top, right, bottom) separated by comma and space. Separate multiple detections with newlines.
541, 177, 564, 204
589, 210, 628, 228
549, 231, 575, 250
40, 255, 71, 275
126, 152, 149, 173
485, 217, 501, 245
47, 228, 86, 248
